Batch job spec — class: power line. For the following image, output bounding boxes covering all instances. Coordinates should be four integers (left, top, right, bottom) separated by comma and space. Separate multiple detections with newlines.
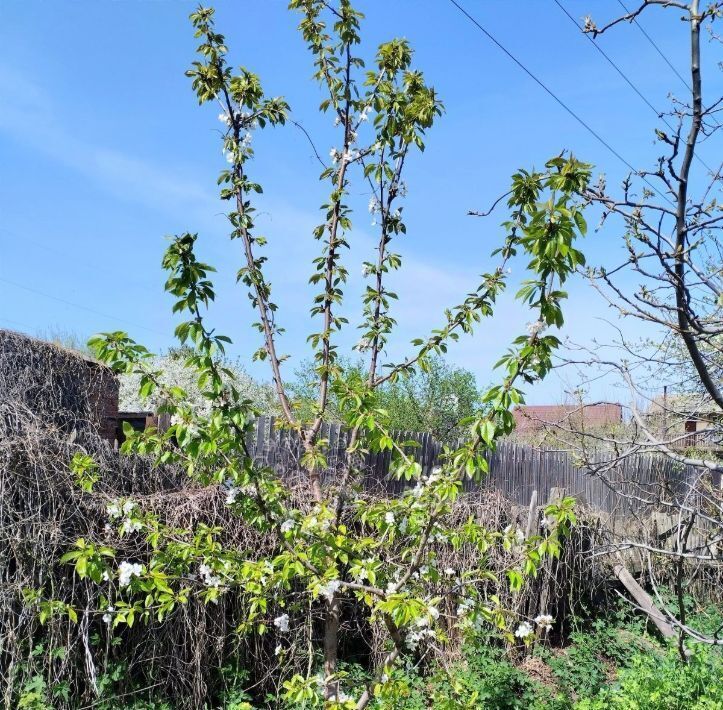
0, 275, 169, 338
554, 0, 664, 121
446, 0, 675, 207
553, 0, 717, 176
616, 0, 692, 92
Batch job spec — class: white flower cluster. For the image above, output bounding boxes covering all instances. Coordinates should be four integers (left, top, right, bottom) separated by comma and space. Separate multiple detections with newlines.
280, 519, 295, 534
534, 613, 554, 632
119, 353, 278, 416
319, 579, 342, 602
526, 320, 546, 337
102, 605, 114, 624
390, 180, 408, 197
198, 563, 222, 588
121, 518, 143, 534
108, 500, 143, 535
361, 262, 374, 278
504, 525, 526, 546
405, 625, 435, 652
514, 621, 534, 639
411, 467, 443, 499
359, 105, 371, 122
118, 561, 143, 587
306, 515, 331, 533
274, 613, 290, 632
456, 598, 474, 617
368, 196, 380, 214
384, 512, 395, 525
356, 337, 372, 352
107, 499, 135, 520
328, 690, 353, 704
514, 614, 555, 639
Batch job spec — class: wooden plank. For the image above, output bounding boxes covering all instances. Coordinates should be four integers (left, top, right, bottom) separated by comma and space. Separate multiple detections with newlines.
613, 563, 676, 639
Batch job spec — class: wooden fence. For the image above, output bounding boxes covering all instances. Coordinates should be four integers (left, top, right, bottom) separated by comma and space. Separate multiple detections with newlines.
247, 416, 709, 518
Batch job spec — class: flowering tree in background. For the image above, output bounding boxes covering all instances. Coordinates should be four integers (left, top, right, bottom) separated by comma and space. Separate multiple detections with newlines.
119, 346, 279, 415
64, 2, 590, 706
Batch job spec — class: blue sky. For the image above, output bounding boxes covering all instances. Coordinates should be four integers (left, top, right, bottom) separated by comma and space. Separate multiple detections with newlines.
1, 1, 720, 404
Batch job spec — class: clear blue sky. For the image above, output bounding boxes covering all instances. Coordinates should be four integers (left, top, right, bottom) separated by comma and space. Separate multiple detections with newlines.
1, 1, 720, 404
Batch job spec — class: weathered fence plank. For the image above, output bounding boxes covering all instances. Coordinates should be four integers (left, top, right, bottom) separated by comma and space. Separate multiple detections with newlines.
246, 416, 702, 513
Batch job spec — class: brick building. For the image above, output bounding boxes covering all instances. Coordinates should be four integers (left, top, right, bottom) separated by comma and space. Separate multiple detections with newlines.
512, 403, 623, 435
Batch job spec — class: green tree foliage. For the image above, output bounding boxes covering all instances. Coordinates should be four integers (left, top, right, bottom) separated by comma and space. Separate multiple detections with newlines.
290, 355, 481, 442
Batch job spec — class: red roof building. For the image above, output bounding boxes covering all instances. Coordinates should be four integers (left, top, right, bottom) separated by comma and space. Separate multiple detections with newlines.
512, 403, 623, 434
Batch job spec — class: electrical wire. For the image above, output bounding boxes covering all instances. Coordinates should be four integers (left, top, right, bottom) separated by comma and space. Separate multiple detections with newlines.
446, 0, 676, 207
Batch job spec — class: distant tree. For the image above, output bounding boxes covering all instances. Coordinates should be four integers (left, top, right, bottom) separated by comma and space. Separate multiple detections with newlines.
376, 356, 481, 442
290, 355, 480, 441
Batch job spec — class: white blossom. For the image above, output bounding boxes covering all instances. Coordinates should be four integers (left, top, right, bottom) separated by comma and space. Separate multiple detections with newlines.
329, 147, 340, 164
356, 337, 372, 352
121, 518, 143, 534
102, 606, 114, 624
274, 644, 283, 655
368, 196, 380, 214
534, 614, 554, 632
526, 320, 546, 337
118, 561, 143, 587
362, 263, 374, 277
405, 626, 435, 651
444, 567, 456, 577
457, 600, 473, 617
106, 502, 121, 520
514, 621, 534, 639
280, 519, 295, 534
274, 613, 290, 632
319, 579, 342, 602
198, 563, 222, 588
359, 106, 370, 122
218, 112, 232, 126
385, 512, 395, 525
328, 691, 353, 704
225, 486, 240, 505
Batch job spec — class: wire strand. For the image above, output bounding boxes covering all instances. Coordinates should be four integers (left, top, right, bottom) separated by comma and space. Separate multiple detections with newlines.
0, 276, 168, 337
553, 0, 717, 175
446, 0, 675, 207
